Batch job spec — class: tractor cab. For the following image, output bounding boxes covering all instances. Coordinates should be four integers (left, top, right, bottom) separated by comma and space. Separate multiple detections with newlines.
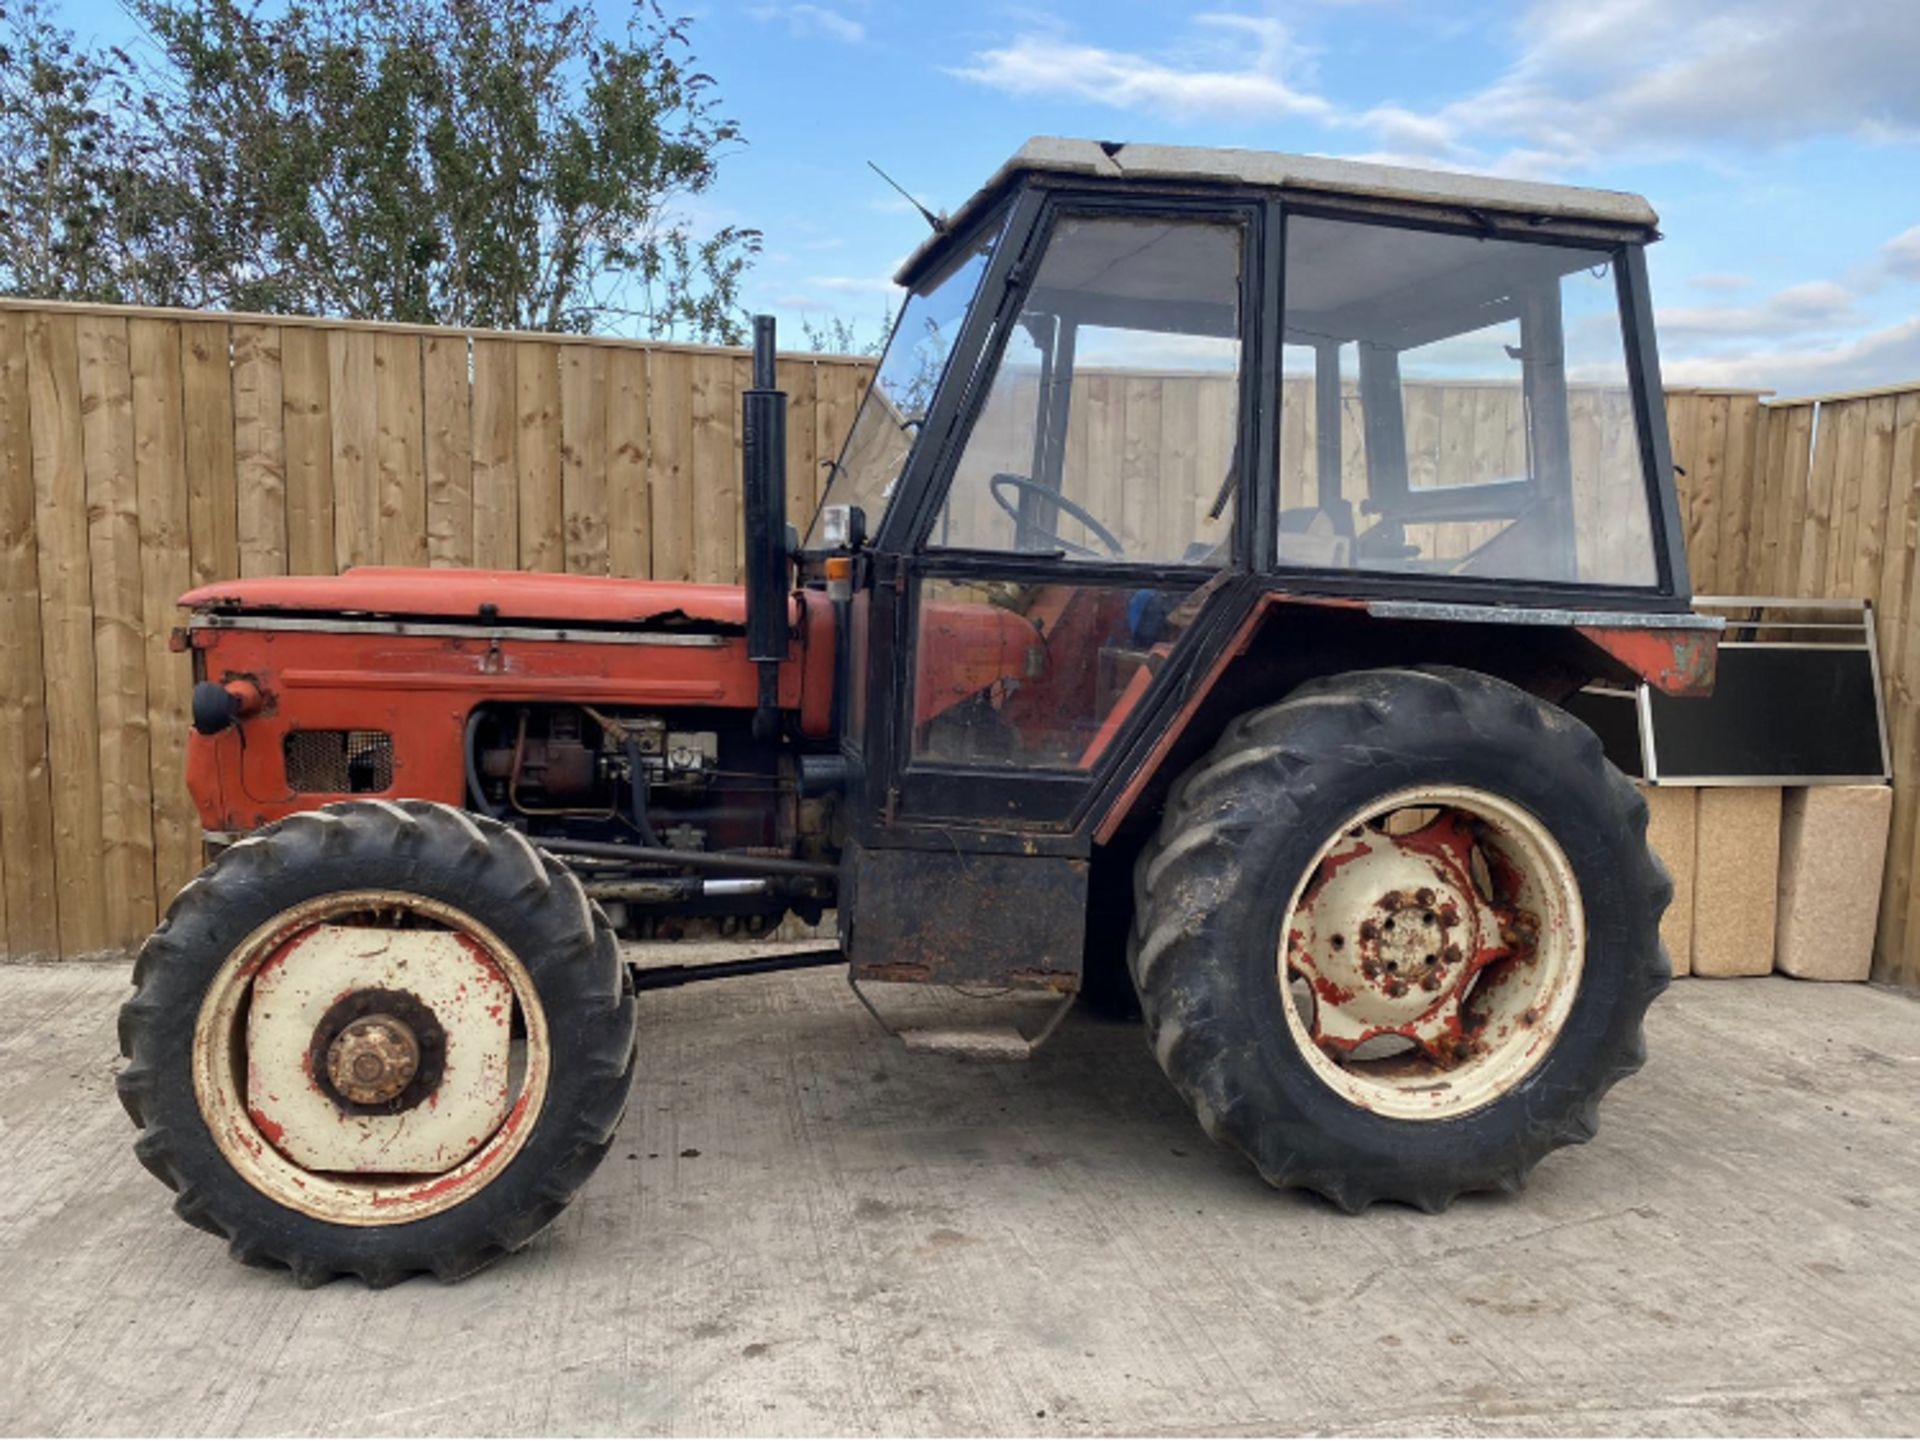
803, 139, 1706, 989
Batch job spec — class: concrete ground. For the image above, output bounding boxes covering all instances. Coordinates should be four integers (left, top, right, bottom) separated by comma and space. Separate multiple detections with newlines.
3, 956, 1920, 1438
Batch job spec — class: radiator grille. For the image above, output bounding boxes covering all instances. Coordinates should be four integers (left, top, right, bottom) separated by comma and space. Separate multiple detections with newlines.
284, 730, 394, 794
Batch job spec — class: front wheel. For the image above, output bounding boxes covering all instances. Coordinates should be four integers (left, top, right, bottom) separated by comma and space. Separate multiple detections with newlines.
117, 800, 636, 1286
1129, 666, 1670, 1212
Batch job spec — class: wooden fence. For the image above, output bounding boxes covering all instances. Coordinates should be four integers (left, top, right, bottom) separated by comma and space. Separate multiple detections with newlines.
1662, 385, 1920, 990
0, 297, 1914, 987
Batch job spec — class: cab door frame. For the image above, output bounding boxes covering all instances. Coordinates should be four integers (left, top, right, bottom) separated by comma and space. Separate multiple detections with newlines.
857, 187, 1278, 846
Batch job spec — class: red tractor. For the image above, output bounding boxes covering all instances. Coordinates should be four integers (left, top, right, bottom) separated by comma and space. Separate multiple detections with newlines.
119, 139, 1714, 1286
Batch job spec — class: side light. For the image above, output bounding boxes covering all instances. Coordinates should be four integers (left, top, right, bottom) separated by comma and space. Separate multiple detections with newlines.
824, 554, 854, 603
818, 504, 866, 551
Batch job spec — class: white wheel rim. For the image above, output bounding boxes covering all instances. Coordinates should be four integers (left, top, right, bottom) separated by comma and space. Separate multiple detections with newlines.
192, 890, 550, 1227
1276, 785, 1585, 1121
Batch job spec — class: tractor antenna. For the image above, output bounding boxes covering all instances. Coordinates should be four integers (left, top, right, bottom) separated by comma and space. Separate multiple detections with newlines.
867, 161, 947, 234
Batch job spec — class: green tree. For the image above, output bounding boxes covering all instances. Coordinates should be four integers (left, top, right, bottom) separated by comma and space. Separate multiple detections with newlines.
0, 0, 758, 341
799, 302, 896, 358
0, 0, 192, 304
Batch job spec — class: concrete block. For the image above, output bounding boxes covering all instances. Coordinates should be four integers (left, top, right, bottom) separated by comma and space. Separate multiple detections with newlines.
1638, 784, 1697, 977
1775, 785, 1892, 981
1692, 786, 1782, 978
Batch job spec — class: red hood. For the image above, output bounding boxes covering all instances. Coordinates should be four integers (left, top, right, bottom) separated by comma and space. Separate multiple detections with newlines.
179, 567, 768, 629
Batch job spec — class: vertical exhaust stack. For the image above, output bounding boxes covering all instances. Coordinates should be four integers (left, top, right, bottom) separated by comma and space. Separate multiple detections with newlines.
741, 315, 788, 740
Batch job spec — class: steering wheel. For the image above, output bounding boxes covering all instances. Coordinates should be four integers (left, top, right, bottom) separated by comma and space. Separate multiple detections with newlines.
988, 472, 1126, 559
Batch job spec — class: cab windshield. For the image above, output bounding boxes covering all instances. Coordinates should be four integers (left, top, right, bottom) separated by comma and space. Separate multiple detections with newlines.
804, 214, 1003, 547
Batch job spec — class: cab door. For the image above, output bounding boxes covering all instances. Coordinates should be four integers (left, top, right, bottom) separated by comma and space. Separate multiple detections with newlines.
880, 200, 1266, 833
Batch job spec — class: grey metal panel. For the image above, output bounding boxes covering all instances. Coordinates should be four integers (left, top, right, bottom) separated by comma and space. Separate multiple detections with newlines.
1366, 600, 1722, 631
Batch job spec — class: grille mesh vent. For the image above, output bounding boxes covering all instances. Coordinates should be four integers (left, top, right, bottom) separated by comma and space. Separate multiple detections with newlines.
284, 731, 394, 794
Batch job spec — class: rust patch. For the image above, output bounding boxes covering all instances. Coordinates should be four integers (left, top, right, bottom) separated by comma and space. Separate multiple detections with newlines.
851, 961, 935, 984
1577, 624, 1718, 696
1003, 968, 1081, 994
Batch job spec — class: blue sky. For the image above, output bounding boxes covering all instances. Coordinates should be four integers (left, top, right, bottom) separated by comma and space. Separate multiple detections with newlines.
695, 0, 1920, 398
53, 0, 1920, 398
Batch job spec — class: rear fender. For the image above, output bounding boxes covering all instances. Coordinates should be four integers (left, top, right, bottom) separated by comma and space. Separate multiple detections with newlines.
1093, 592, 1718, 846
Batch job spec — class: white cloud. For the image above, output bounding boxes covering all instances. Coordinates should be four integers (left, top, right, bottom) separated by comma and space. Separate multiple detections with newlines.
950, 2, 1920, 174
1688, 273, 1756, 294
1663, 316, 1920, 395
1659, 223, 1920, 393
943, 7, 1920, 391
1884, 226, 1920, 282
748, 4, 865, 44
1658, 280, 1862, 340
1382, 0, 1920, 172
947, 14, 1334, 121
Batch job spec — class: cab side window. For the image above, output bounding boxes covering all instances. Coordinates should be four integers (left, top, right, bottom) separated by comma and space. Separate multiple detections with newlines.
1277, 214, 1658, 587
930, 216, 1245, 566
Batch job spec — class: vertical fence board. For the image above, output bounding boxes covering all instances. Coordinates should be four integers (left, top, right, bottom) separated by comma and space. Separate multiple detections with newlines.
280, 328, 334, 576
647, 350, 694, 581
182, 321, 238, 587
328, 329, 378, 570
471, 339, 518, 570
1774, 408, 1804, 598
1688, 395, 1728, 590
516, 344, 564, 572
1875, 394, 1920, 675
781, 360, 820, 528
1716, 396, 1759, 593
27, 313, 109, 955
1825, 400, 1870, 597
79, 316, 158, 943
731, 354, 753, 580
813, 362, 863, 521
561, 345, 610, 575
375, 333, 427, 566
232, 324, 287, 578
0, 311, 57, 957
1663, 394, 1698, 551
424, 335, 473, 567
130, 318, 200, 902
1847, 396, 1898, 606
1120, 377, 1161, 554
689, 352, 737, 584
1799, 401, 1840, 597
1875, 395, 1920, 985
607, 349, 650, 578
1751, 405, 1788, 596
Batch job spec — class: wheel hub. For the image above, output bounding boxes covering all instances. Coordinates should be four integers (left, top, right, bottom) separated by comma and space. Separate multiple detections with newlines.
1359, 893, 1462, 993
239, 922, 516, 1177
1290, 813, 1502, 1053
1279, 787, 1585, 1120
308, 986, 446, 1115
326, 1014, 421, 1106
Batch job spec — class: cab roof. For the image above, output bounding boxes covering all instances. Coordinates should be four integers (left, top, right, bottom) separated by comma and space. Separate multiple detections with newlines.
896, 137, 1659, 284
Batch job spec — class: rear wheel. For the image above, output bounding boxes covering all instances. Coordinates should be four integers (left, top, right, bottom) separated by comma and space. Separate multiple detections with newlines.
1129, 666, 1669, 1211
118, 800, 636, 1286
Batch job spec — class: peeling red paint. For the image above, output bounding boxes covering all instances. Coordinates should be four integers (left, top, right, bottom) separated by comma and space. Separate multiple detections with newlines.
1310, 974, 1357, 1007
1576, 623, 1717, 696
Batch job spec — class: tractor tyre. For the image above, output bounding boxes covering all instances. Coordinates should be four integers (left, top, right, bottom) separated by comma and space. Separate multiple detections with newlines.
117, 800, 636, 1286
1128, 666, 1669, 1212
